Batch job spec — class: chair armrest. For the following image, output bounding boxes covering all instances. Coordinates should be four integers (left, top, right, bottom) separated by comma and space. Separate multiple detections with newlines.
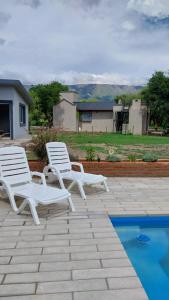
43, 165, 65, 189
71, 162, 84, 173
31, 171, 46, 186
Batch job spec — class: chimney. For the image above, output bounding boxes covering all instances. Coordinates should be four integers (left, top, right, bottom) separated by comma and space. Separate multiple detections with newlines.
60, 91, 79, 103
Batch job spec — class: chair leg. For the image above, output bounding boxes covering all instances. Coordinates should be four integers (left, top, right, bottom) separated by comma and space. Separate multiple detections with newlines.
77, 181, 86, 200
68, 181, 76, 191
103, 179, 109, 192
28, 198, 40, 225
17, 199, 28, 214
68, 196, 75, 212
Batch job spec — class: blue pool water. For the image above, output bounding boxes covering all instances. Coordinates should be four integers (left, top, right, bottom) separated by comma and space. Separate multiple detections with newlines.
110, 216, 169, 300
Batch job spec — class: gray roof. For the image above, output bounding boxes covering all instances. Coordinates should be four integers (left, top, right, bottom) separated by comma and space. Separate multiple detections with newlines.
0, 79, 32, 105
76, 101, 115, 111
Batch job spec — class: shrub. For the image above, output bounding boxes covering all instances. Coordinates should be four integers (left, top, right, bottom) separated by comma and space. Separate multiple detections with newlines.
128, 154, 136, 162
85, 147, 96, 161
143, 153, 158, 162
32, 129, 58, 161
106, 154, 121, 162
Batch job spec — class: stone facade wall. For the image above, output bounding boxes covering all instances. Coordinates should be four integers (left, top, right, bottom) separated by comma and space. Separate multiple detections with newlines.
53, 100, 77, 131
79, 111, 113, 132
60, 91, 79, 103
129, 99, 148, 135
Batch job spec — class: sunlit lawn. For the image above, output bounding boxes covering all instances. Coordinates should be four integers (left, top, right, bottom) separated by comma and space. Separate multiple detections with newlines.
58, 133, 169, 145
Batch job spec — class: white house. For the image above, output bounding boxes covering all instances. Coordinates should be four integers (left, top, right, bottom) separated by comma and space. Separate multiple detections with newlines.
0, 79, 32, 139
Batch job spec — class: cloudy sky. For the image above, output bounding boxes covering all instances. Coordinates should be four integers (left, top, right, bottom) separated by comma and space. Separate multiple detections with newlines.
0, 0, 169, 85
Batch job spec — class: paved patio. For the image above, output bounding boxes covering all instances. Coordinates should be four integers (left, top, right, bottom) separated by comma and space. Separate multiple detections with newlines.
0, 177, 169, 299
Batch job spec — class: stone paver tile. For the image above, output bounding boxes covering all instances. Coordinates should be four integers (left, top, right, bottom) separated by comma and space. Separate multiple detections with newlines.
22, 228, 68, 236
46, 224, 91, 230
16, 240, 69, 249
2, 220, 24, 226
70, 238, 120, 246
0, 231, 20, 237
101, 258, 132, 268
107, 277, 142, 289
74, 288, 148, 300
44, 233, 93, 241
71, 250, 127, 260
0, 225, 45, 231
72, 267, 136, 280
0, 235, 43, 242
0, 294, 72, 300
0, 283, 35, 296
0, 248, 42, 256
40, 260, 101, 271
0, 256, 11, 264
0, 242, 16, 249
69, 227, 113, 233
0, 263, 38, 274
5, 270, 71, 284
37, 279, 107, 294
97, 244, 124, 251
11, 254, 69, 264
43, 245, 97, 254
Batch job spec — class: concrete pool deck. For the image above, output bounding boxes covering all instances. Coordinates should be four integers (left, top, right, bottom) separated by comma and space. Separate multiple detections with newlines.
0, 177, 169, 299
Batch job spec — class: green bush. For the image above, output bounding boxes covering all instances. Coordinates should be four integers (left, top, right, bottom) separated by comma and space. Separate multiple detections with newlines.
106, 154, 121, 162
142, 152, 158, 162
32, 129, 58, 161
128, 154, 136, 161
85, 147, 96, 161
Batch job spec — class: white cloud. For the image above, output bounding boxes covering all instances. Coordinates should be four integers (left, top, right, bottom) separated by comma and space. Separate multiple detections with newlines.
122, 20, 136, 31
0, 0, 168, 85
128, 0, 169, 19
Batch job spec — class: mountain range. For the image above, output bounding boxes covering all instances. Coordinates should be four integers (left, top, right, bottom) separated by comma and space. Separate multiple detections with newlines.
69, 84, 142, 101
25, 83, 143, 101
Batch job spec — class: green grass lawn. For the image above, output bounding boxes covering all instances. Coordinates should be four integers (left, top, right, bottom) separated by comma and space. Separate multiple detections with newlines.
58, 133, 169, 145
29, 132, 169, 161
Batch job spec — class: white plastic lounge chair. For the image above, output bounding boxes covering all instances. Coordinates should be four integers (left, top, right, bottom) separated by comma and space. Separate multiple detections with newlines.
44, 142, 109, 200
0, 146, 75, 225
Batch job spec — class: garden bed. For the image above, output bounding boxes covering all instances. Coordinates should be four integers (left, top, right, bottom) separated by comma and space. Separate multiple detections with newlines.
28, 160, 169, 177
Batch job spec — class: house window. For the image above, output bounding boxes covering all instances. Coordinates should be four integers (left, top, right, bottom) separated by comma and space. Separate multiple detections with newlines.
80, 112, 92, 122
19, 104, 26, 126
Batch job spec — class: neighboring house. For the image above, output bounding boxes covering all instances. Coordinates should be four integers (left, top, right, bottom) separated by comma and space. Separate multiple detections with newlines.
0, 79, 32, 139
53, 91, 148, 135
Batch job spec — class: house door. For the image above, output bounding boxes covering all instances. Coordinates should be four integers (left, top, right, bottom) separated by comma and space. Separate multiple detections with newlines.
0, 102, 13, 138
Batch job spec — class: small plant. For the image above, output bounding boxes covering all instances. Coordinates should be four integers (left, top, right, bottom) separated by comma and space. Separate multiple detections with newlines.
142, 152, 158, 162
106, 154, 121, 162
128, 154, 136, 162
32, 129, 58, 161
85, 147, 96, 161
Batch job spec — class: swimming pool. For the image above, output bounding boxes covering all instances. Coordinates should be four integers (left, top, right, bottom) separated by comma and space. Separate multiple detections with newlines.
110, 216, 169, 300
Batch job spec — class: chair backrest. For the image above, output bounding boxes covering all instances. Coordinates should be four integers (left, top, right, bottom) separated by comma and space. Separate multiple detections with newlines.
0, 146, 31, 186
46, 142, 71, 172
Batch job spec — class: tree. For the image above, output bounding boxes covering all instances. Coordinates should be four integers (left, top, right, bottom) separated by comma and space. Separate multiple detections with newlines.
142, 71, 169, 128
29, 81, 68, 127
114, 92, 142, 106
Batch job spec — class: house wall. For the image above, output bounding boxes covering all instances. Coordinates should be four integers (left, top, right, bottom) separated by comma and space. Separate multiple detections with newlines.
53, 100, 77, 131
129, 99, 148, 135
13, 89, 29, 139
0, 87, 29, 139
79, 111, 113, 132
